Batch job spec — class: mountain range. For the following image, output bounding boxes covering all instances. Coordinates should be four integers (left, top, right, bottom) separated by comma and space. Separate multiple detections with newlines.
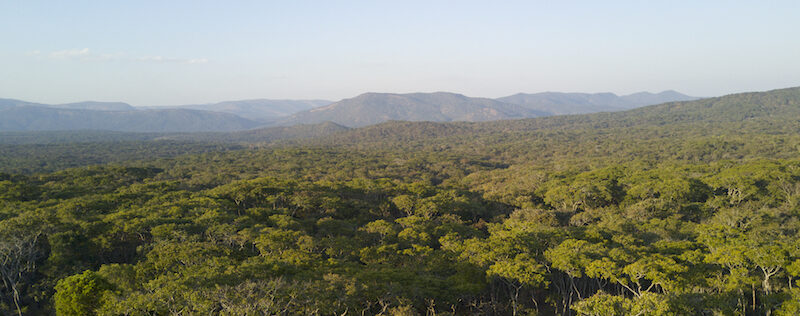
0, 105, 260, 133
278, 91, 696, 127
299, 86, 800, 151
278, 92, 550, 127
0, 90, 696, 132
2, 86, 797, 160
497, 90, 696, 115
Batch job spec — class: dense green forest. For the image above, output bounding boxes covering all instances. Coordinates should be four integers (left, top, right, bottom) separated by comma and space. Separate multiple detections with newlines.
2, 87, 800, 315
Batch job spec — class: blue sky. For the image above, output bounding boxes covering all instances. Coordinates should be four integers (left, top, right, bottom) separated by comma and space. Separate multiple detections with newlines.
1, 1, 799, 105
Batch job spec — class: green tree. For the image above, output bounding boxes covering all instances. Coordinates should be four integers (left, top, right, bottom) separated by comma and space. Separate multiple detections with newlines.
54, 270, 112, 316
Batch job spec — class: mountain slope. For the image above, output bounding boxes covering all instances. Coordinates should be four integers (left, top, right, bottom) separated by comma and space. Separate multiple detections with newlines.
151, 99, 332, 122
305, 87, 800, 148
0, 99, 137, 111
619, 90, 697, 108
280, 92, 548, 127
496, 91, 697, 115
617, 86, 800, 123
0, 98, 44, 108
0, 106, 261, 132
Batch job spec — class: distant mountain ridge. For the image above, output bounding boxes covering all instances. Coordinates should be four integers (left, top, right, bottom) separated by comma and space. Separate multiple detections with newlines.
279, 90, 696, 127
0, 98, 41, 108
497, 90, 697, 115
0, 89, 696, 132
0, 98, 333, 133
49, 101, 137, 111
146, 99, 332, 122
0, 105, 261, 132
280, 92, 551, 127
304, 86, 800, 147
3, 87, 795, 146
0, 98, 137, 111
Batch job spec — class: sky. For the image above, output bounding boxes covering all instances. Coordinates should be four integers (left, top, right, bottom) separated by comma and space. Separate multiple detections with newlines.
1, 1, 799, 106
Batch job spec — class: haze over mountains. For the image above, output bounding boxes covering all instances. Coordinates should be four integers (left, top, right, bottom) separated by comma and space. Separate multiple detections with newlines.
0, 98, 315, 132
2, 86, 795, 164
1, 86, 797, 157
0, 90, 696, 132
497, 90, 697, 115
0, 105, 260, 133
0, 98, 138, 111
143, 99, 332, 123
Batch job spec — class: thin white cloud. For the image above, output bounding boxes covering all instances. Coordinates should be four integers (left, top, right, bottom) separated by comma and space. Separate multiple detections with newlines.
97, 52, 124, 61
136, 56, 209, 64
39, 48, 208, 64
49, 48, 90, 59
186, 58, 209, 64
137, 56, 170, 62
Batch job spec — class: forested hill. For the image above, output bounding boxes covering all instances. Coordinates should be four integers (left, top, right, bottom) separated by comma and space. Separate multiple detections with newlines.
294, 86, 800, 171
492, 86, 799, 129
619, 86, 800, 123
315, 86, 800, 145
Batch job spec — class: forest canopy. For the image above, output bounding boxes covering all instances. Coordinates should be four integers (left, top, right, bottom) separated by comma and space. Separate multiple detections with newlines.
2, 87, 800, 315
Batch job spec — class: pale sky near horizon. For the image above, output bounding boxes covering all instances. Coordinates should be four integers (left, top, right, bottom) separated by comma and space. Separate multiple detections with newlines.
1, 1, 799, 106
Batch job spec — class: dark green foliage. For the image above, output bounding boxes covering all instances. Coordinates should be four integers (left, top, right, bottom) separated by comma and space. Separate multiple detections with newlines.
0, 141, 241, 174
